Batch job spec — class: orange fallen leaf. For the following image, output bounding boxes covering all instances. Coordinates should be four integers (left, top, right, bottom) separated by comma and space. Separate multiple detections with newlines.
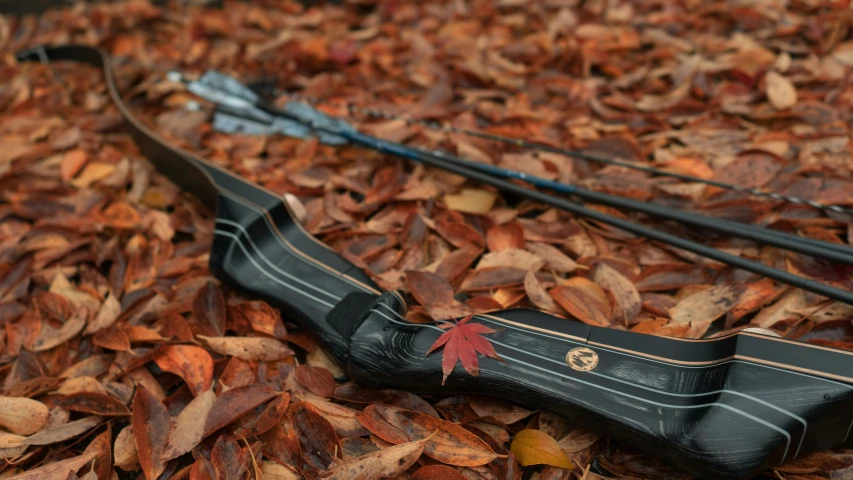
549, 278, 612, 327
153, 344, 213, 396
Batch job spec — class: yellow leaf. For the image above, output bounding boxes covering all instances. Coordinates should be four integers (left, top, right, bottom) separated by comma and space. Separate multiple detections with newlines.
510, 429, 573, 469
444, 188, 498, 214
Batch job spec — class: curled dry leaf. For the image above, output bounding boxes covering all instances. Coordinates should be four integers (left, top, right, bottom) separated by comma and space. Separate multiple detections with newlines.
405, 271, 474, 320
153, 344, 213, 396
3, 451, 98, 480
510, 429, 573, 468
726, 278, 783, 328
486, 221, 526, 251
81, 424, 112, 480
232, 391, 291, 438
318, 436, 429, 479
198, 335, 294, 361
395, 410, 497, 466
549, 278, 612, 327
289, 401, 341, 471
444, 188, 498, 214
55, 392, 131, 416
468, 395, 535, 425
765, 71, 797, 110
60, 149, 88, 182
203, 384, 278, 437
593, 263, 641, 324
233, 300, 288, 340
476, 249, 545, 271
294, 365, 336, 398
22, 416, 101, 446
305, 398, 368, 438
32, 307, 87, 352
84, 293, 120, 335
163, 388, 216, 460
751, 290, 807, 329
0, 433, 27, 460
114, 425, 140, 471
669, 284, 741, 338
92, 324, 131, 351
525, 271, 561, 314
261, 461, 302, 480
526, 242, 577, 273
0, 396, 49, 435
355, 406, 410, 445
412, 465, 468, 480
132, 387, 170, 480
193, 280, 226, 336
460, 266, 528, 291
557, 427, 603, 453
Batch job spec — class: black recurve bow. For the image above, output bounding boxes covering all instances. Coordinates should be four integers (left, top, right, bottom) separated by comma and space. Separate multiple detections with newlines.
17, 45, 853, 480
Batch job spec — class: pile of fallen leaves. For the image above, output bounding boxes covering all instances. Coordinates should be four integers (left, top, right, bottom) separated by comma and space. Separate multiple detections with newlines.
2, 0, 853, 478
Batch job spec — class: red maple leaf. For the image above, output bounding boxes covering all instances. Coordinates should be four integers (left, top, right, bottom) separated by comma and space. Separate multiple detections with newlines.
425, 315, 504, 384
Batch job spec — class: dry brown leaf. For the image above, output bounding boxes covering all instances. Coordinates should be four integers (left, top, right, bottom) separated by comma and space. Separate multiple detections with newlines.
412, 465, 469, 480
486, 221, 526, 251
198, 335, 294, 361
84, 293, 121, 335
4, 451, 98, 480
319, 436, 428, 479
132, 387, 170, 480
593, 263, 641, 324
524, 271, 561, 314
751, 290, 807, 329
261, 461, 303, 480
526, 242, 577, 273
163, 388, 216, 460
33, 307, 87, 352
669, 284, 742, 338
394, 410, 497, 466
114, 425, 140, 471
60, 149, 88, 182
203, 384, 278, 437
305, 398, 368, 438
153, 344, 213, 396
476, 249, 545, 271
444, 188, 498, 214
765, 71, 797, 110
549, 278, 612, 327
0, 396, 49, 435
22, 416, 102, 446
468, 395, 535, 424
70, 162, 115, 189
557, 427, 603, 453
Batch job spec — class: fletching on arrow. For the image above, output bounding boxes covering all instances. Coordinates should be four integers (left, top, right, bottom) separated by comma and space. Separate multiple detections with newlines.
279, 101, 357, 135
173, 69, 350, 146
212, 107, 349, 145
196, 70, 258, 102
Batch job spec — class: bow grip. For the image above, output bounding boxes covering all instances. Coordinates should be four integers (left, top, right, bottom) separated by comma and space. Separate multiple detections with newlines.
344, 292, 853, 480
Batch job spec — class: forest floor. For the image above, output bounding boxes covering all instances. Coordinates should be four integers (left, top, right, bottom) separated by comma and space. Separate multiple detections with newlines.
2, 0, 853, 479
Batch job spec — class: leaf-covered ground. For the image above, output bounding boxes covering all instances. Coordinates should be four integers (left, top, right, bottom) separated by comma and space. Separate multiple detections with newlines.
2, 0, 853, 478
